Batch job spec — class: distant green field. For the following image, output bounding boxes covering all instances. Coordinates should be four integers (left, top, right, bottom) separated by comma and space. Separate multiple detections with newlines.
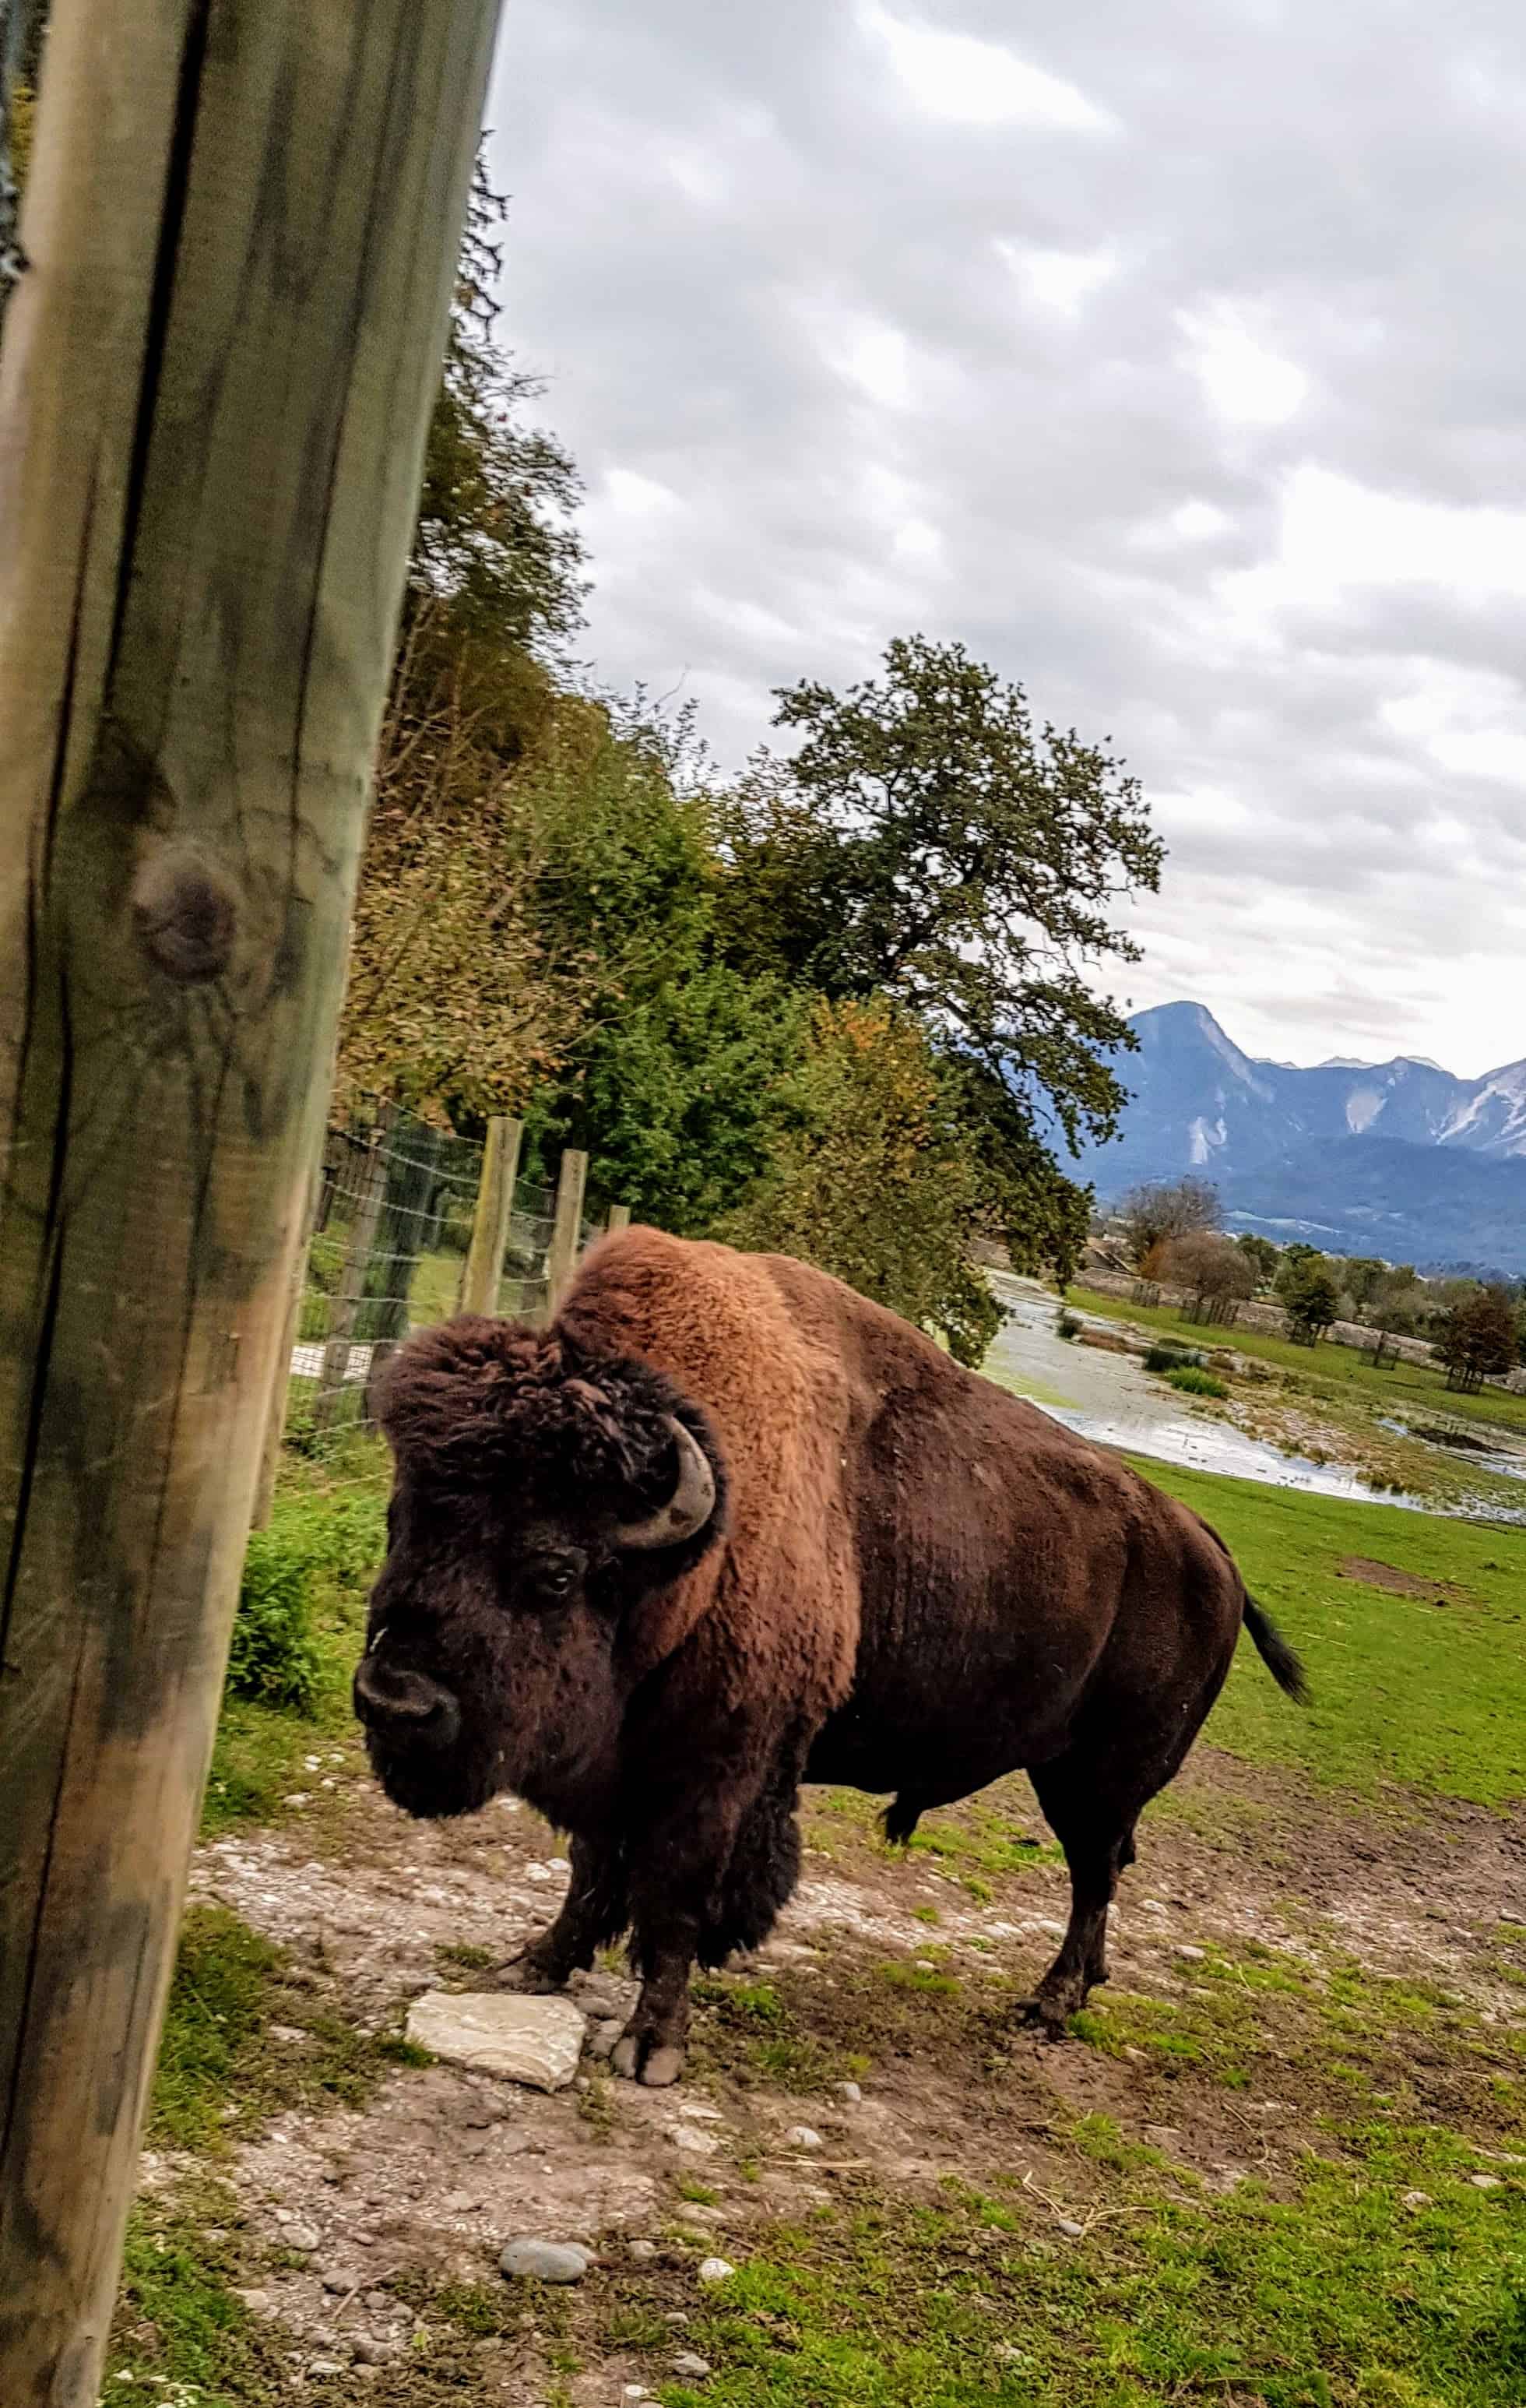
1071, 1283, 1526, 1441
1133, 1458, 1526, 1807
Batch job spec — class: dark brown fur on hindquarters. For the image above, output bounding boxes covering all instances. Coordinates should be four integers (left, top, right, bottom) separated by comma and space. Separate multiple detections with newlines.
352, 1227, 1307, 2083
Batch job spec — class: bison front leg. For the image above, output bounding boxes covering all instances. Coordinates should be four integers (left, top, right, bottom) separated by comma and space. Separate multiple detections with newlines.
613, 1769, 790, 2088
497, 1832, 626, 1993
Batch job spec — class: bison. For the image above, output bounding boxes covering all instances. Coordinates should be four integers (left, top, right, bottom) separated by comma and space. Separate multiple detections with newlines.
353, 1227, 1305, 2085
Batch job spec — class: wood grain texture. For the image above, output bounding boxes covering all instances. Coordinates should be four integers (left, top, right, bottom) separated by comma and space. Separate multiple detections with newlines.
0, 2, 502, 2396
461, 1113, 522, 1315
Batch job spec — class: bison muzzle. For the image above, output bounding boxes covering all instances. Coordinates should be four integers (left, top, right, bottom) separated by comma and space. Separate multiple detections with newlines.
353, 1228, 1306, 2085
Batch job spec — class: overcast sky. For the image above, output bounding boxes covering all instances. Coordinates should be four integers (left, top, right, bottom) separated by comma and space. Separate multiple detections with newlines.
484, 1, 1526, 1079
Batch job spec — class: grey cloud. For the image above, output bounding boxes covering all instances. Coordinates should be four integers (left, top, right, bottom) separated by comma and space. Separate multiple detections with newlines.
487, 0, 1526, 1076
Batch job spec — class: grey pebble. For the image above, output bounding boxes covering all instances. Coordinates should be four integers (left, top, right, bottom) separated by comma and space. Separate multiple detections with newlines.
500, 2237, 592, 2284
352, 2337, 400, 2367
833, 2081, 863, 2105
672, 2353, 714, 2380
1056, 2217, 1085, 2239
284, 2223, 322, 2252
627, 2239, 659, 2263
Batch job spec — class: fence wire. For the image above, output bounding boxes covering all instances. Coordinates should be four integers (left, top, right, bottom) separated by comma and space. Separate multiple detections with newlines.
275, 1103, 618, 1496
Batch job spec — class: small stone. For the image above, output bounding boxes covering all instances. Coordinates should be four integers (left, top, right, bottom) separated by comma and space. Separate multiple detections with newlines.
308, 2358, 349, 2378
1144, 2125, 1182, 2148
672, 2353, 713, 2380
321, 2272, 349, 2294
283, 1793, 311, 1808
588, 2019, 624, 2062
284, 2223, 322, 2252
352, 2338, 399, 2367
697, 2257, 736, 2286
500, 2238, 592, 2284
833, 2081, 863, 2105
1470, 2174, 1503, 2189
1055, 2216, 1085, 2239
1402, 2190, 1432, 2209
668, 2124, 719, 2157
627, 2239, 659, 2263
1141, 1899, 1169, 1914
364, 2292, 393, 2311
234, 2288, 272, 2315
677, 2101, 724, 2122
1175, 1945, 1207, 1962
406, 1991, 586, 2092
784, 2126, 823, 2150
441, 2190, 483, 2215
525, 1863, 554, 1883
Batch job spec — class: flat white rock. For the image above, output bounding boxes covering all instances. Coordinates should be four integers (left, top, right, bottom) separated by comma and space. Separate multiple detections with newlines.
406, 1991, 586, 2092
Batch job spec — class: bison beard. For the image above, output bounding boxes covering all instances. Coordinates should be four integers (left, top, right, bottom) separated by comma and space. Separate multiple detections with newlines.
354, 1229, 1306, 2085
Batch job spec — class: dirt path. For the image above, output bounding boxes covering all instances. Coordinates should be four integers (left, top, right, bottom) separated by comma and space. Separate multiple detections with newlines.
158, 1748, 1524, 2403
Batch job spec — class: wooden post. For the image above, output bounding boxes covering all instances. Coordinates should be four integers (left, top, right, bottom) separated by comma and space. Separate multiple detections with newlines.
460, 1114, 522, 1317
607, 1203, 632, 1234
315, 1113, 392, 1427
250, 1149, 324, 1529
545, 1148, 590, 1315
0, 1, 503, 2396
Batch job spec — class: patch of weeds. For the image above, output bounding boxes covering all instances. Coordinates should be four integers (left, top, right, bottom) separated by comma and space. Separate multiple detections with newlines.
878, 1960, 961, 1996
436, 1940, 496, 1973
1166, 1364, 1229, 1399
149, 1904, 427, 2150
1070, 2112, 1169, 2174
912, 1903, 941, 1926
691, 1973, 868, 2094
107, 2189, 288, 2406
677, 2177, 719, 2206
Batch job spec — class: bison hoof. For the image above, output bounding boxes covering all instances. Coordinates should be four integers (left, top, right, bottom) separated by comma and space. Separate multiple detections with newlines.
493, 1943, 567, 1995
1018, 1994, 1074, 2043
611, 2033, 686, 2087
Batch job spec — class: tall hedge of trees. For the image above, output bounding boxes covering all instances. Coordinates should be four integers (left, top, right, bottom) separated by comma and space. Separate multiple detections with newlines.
334, 170, 1162, 1361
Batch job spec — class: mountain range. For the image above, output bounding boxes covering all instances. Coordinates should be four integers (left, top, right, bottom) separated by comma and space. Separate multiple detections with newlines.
1081, 1003, 1526, 1273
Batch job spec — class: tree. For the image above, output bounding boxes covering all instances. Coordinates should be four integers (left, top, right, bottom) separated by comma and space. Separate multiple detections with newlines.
1434, 1285, 1517, 1394
722, 999, 1003, 1366
1119, 1177, 1219, 1269
1338, 1255, 1388, 1315
1163, 1231, 1257, 1325
1280, 1260, 1341, 1347
715, 635, 1162, 1264
1235, 1231, 1279, 1287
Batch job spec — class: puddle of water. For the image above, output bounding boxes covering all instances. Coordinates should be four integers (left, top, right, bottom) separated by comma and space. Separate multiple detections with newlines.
983, 1277, 1526, 1523
1376, 1417, 1526, 1487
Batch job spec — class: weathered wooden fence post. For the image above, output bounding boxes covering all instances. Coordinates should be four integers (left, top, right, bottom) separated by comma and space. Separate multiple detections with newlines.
545, 1147, 590, 1315
0, 1, 503, 2395
460, 1114, 523, 1316
607, 1203, 633, 1234
251, 1149, 324, 1529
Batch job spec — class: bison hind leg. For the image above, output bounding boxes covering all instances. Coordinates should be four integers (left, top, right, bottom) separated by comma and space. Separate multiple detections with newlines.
881, 1794, 923, 1847
698, 1766, 803, 1970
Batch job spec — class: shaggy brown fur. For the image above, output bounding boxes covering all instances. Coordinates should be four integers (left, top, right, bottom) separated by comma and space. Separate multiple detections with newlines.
354, 1228, 1303, 2085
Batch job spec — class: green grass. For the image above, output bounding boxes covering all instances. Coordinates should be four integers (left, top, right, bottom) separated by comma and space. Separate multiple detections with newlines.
1127, 1461, 1526, 1805
1071, 1283, 1526, 1442
1166, 1364, 1229, 1399
611, 2128, 1526, 2408
150, 1904, 429, 2150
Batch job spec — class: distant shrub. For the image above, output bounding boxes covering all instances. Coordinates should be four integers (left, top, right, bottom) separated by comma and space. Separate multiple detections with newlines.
1145, 1343, 1200, 1373
1056, 1310, 1082, 1341
228, 1495, 386, 1713
1166, 1365, 1229, 1399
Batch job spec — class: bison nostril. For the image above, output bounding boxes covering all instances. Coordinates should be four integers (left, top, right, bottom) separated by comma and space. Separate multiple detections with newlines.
353, 1656, 460, 1747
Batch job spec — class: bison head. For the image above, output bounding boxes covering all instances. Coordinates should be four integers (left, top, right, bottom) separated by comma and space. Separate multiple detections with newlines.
353, 1316, 726, 1824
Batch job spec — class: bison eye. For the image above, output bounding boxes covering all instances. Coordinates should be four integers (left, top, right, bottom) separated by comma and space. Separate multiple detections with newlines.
539, 1565, 574, 1597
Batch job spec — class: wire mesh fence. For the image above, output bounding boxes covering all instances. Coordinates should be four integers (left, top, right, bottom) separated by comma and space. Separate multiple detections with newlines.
269, 1100, 620, 1499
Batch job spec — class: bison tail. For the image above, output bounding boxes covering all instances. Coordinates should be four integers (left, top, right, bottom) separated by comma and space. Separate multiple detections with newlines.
1243, 1597, 1310, 1705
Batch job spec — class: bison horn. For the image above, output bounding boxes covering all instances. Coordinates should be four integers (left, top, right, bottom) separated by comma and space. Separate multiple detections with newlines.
612, 1417, 716, 1550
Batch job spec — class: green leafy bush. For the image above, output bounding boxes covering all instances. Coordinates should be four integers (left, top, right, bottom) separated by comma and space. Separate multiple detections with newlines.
228, 1497, 385, 1713
1166, 1364, 1229, 1399
1056, 1310, 1081, 1341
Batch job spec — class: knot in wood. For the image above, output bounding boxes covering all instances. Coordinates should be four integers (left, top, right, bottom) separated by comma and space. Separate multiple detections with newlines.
132, 846, 239, 983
